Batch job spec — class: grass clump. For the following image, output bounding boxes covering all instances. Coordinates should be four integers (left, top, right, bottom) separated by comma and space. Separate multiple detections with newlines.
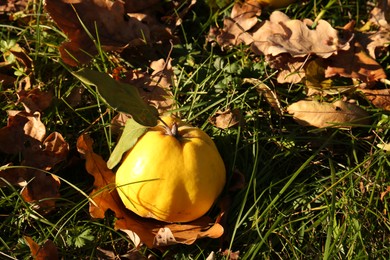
1, 0, 390, 259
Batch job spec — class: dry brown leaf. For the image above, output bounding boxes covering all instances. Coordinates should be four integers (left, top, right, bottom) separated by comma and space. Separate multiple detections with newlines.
77, 134, 224, 248
110, 112, 132, 135
0, 71, 16, 87
23, 132, 70, 170
17, 88, 53, 113
44, 0, 151, 66
44, 0, 190, 66
209, 108, 242, 129
212, 0, 261, 47
119, 59, 175, 114
0, 111, 46, 154
21, 169, 61, 213
251, 11, 350, 58
369, 0, 390, 27
360, 88, 390, 111
273, 56, 306, 84
0, 166, 27, 187
243, 78, 283, 115
381, 186, 390, 201
24, 236, 59, 260
287, 100, 370, 128
325, 41, 387, 86
364, 27, 390, 59
221, 249, 240, 260
0, 110, 68, 213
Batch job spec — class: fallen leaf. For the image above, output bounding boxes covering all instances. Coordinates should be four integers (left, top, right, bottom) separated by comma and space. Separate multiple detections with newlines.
364, 27, 390, 59
287, 100, 370, 128
23, 132, 70, 170
360, 88, 390, 111
77, 134, 224, 248
325, 41, 387, 86
0, 110, 68, 213
243, 78, 283, 115
0, 165, 30, 187
270, 55, 306, 84
381, 186, 390, 201
369, 0, 390, 28
44, 0, 151, 66
110, 112, 131, 135
305, 59, 333, 90
212, 0, 261, 47
24, 236, 59, 260
221, 249, 240, 260
44, 0, 190, 66
120, 59, 175, 114
17, 88, 53, 113
0, 111, 46, 154
21, 168, 61, 213
251, 11, 350, 58
209, 108, 242, 129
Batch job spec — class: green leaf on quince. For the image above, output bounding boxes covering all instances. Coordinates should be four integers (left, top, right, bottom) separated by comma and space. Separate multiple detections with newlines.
73, 69, 159, 127
107, 118, 149, 169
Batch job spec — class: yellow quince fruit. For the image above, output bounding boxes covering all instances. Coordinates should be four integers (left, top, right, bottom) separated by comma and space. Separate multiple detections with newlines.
116, 116, 226, 223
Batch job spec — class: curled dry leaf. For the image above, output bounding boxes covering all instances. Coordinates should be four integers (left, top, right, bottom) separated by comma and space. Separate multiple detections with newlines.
76, 134, 224, 248
251, 11, 350, 58
287, 100, 370, 128
24, 236, 59, 260
209, 108, 242, 129
0, 111, 45, 154
243, 78, 282, 115
381, 186, 390, 201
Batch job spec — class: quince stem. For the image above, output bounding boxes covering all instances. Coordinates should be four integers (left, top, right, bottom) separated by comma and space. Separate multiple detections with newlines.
159, 117, 180, 139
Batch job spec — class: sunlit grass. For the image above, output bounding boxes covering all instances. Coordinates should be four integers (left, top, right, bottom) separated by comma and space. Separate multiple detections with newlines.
1, 0, 390, 258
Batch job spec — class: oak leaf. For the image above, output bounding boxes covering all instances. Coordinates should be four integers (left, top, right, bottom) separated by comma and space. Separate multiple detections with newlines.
251, 11, 350, 58
287, 100, 370, 128
77, 134, 224, 248
212, 0, 261, 47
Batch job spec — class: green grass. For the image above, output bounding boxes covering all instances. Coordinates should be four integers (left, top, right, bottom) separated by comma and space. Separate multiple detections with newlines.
1, 0, 390, 259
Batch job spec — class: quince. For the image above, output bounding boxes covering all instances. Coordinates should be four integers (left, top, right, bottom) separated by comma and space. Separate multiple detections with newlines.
116, 116, 226, 223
